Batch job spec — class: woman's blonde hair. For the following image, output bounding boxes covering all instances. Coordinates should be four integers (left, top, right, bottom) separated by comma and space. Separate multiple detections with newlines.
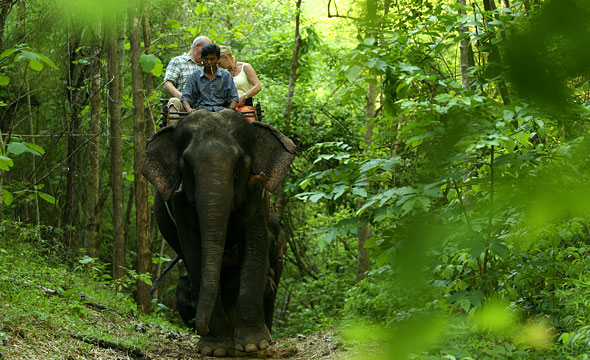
219, 46, 235, 62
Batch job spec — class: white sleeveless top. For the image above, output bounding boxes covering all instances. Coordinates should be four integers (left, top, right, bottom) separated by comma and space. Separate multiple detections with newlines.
233, 65, 253, 97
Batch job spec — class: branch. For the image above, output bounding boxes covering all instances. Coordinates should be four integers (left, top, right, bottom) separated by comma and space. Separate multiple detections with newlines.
69, 332, 150, 359
327, 0, 359, 19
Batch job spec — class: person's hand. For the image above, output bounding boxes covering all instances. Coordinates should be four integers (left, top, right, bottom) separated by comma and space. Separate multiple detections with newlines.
238, 95, 246, 104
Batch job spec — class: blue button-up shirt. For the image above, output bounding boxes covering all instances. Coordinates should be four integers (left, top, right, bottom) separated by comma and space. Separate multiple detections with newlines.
180, 67, 239, 112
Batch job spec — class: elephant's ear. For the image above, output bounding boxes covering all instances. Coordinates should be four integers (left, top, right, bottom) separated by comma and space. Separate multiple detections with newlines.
141, 126, 180, 200
251, 122, 297, 193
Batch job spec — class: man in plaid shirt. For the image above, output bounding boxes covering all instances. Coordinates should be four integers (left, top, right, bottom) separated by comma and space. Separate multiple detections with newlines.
164, 35, 212, 125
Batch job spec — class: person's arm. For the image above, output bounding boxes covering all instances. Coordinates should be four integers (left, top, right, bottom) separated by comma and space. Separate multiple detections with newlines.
227, 73, 239, 109
239, 63, 261, 104
164, 80, 182, 99
163, 58, 183, 98
182, 100, 195, 112
180, 73, 199, 112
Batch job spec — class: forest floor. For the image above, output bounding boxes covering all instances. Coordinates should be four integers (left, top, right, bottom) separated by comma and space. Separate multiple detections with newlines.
144, 327, 347, 360
1, 298, 349, 360
0, 232, 353, 360
3, 322, 347, 360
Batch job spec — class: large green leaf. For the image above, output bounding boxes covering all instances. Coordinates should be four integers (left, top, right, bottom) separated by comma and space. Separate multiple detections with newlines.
38, 53, 58, 69
0, 48, 15, 60
7, 142, 42, 156
17, 50, 38, 62
0, 155, 13, 170
139, 54, 163, 76
345, 65, 361, 82
38, 192, 56, 205
29, 59, 43, 71
2, 188, 13, 205
24, 142, 45, 155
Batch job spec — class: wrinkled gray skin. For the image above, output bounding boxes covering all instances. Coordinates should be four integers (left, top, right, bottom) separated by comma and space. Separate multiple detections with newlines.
176, 214, 287, 333
142, 109, 295, 357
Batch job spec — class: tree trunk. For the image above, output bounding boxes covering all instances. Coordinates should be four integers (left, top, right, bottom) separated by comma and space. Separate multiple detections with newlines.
123, 185, 134, 250
481, 0, 511, 104
106, 11, 126, 280
459, 0, 472, 90
284, 0, 302, 127
129, 1, 152, 313
355, 0, 382, 284
273, 0, 303, 220
64, 33, 88, 248
24, 62, 40, 226
356, 81, 376, 283
0, 0, 16, 50
19, 0, 39, 226
85, 50, 102, 258
142, 2, 156, 138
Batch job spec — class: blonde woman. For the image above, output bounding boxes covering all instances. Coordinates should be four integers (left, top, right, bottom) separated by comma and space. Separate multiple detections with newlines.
219, 46, 262, 122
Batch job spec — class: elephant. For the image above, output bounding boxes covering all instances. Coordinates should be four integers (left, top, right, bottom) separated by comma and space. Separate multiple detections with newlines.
141, 109, 296, 356
175, 213, 287, 333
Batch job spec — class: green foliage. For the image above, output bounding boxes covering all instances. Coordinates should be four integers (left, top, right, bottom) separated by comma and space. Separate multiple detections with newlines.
0, 220, 190, 358
279, 0, 590, 358
7, 0, 590, 358
139, 53, 163, 76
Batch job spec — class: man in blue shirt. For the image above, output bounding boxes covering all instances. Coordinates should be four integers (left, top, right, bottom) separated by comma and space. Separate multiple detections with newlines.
181, 44, 239, 113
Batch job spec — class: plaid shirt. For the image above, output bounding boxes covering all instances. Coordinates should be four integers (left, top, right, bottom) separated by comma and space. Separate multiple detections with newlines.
163, 53, 202, 92
181, 67, 239, 112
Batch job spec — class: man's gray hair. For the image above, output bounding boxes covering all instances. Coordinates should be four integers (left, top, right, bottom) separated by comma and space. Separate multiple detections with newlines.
192, 36, 211, 48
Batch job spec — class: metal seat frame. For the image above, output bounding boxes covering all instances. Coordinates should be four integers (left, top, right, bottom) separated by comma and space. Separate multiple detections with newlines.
158, 99, 264, 128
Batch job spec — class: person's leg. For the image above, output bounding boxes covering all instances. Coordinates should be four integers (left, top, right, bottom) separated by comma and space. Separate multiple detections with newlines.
166, 98, 183, 126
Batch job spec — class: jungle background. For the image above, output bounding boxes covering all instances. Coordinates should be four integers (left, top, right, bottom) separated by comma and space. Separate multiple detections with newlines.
2, 0, 590, 358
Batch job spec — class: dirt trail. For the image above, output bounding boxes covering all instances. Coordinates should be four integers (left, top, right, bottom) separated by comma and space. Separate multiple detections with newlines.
147, 328, 346, 360
3, 312, 347, 359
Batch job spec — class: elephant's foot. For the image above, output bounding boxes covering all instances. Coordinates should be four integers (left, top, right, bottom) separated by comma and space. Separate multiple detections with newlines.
197, 336, 234, 357
235, 324, 271, 352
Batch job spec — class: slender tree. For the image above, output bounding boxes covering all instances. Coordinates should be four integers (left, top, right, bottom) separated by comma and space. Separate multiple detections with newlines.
274, 0, 303, 220
85, 49, 102, 258
481, 0, 511, 104
105, 9, 126, 280
355, 0, 386, 283
129, 0, 151, 313
142, 2, 156, 137
459, 0, 472, 90
64, 29, 89, 247
22, 0, 40, 226
284, 0, 302, 126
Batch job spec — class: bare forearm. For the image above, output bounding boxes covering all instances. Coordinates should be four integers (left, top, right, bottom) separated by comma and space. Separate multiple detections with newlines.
247, 83, 261, 98
182, 100, 194, 112
164, 81, 182, 99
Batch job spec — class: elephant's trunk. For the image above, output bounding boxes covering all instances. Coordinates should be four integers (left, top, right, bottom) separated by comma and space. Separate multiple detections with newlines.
192, 155, 234, 336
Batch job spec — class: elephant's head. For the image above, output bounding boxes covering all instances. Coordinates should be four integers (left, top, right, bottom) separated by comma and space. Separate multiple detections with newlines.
141, 109, 296, 335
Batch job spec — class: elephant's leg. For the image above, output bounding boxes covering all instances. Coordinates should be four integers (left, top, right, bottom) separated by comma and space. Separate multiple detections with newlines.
176, 274, 196, 329
234, 213, 271, 352
196, 263, 241, 357
264, 217, 286, 332
220, 262, 240, 333
173, 195, 233, 357
196, 292, 235, 357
